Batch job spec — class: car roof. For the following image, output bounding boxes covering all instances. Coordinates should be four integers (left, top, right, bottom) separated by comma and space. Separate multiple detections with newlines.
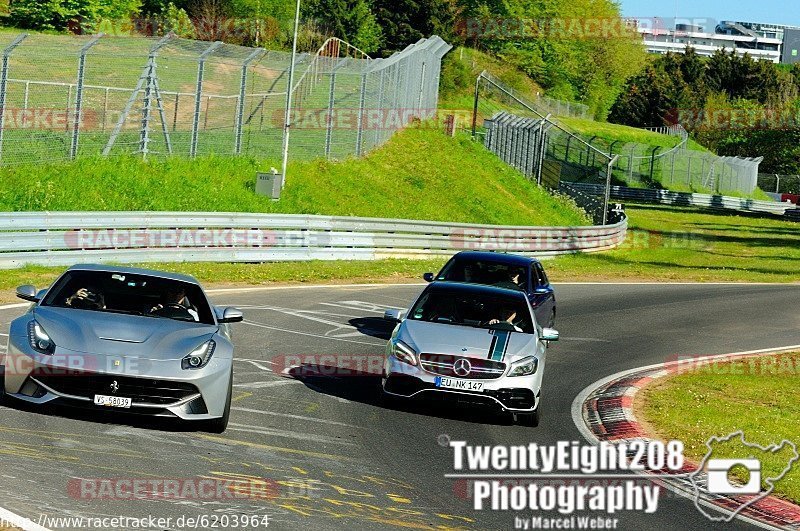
452, 251, 538, 267
66, 264, 201, 286
426, 281, 528, 300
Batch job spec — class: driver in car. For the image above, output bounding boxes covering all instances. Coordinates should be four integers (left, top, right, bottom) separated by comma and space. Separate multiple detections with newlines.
65, 287, 106, 310
151, 287, 199, 322
488, 307, 523, 332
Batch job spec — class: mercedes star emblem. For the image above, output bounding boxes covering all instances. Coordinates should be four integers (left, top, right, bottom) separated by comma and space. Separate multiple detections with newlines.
453, 358, 472, 377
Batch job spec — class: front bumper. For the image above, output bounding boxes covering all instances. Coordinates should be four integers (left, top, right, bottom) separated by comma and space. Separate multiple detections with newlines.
382, 356, 541, 412
3, 339, 231, 420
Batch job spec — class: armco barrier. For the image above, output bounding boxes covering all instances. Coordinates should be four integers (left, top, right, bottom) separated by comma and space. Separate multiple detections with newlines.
563, 182, 796, 217
0, 212, 627, 269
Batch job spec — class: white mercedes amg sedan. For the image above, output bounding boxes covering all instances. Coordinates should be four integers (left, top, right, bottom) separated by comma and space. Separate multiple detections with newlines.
382, 281, 559, 426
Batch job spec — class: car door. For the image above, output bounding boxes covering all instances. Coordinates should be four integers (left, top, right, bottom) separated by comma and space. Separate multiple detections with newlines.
529, 263, 556, 327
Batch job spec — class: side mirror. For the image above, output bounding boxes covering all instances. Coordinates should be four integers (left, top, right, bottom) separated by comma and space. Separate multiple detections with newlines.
541, 328, 559, 342
423, 273, 435, 282
384, 309, 404, 323
218, 307, 244, 324
16, 285, 39, 303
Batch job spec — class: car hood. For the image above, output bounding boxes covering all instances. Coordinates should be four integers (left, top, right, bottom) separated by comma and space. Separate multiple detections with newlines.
398, 320, 537, 363
33, 306, 217, 360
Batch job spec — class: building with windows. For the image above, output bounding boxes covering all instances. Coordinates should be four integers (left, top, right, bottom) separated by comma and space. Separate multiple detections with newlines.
632, 19, 800, 64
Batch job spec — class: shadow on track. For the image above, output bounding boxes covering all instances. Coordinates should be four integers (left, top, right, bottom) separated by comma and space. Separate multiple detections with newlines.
285, 364, 515, 426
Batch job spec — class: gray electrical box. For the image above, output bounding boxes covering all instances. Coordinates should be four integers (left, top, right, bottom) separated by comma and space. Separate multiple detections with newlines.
256, 172, 282, 200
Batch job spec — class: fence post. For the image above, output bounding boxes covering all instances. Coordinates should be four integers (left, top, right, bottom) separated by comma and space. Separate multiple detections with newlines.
0, 33, 27, 162
355, 72, 368, 156
70, 34, 103, 160
471, 73, 483, 138
324, 64, 338, 159
374, 66, 385, 146
649, 146, 660, 185
190, 41, 223, 158
103, 33, 172, 157
235, 48, 265, 155
603, 156, 619, 226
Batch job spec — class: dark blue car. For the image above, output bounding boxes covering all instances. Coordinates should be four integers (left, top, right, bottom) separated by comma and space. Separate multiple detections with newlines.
424, 251, 556, 327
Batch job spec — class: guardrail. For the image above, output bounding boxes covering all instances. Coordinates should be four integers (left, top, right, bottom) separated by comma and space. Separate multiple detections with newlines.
0, 212, 628, 269
563, 182, 796, 217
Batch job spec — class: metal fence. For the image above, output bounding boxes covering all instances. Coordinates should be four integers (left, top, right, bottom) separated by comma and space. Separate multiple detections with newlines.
758, 174, 800, 194
564, 182, 797, 218
580, 137, 763, 195
471, 72, 763, 197
0, 32, 450, 166
0, 211, 628, 269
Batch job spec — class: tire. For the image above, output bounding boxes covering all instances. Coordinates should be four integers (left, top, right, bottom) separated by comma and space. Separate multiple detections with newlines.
515, 409, 540, 427
204, 370, 232, 433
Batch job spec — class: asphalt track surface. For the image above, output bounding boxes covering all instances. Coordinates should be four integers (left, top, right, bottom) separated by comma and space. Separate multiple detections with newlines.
0, 283, 798, 531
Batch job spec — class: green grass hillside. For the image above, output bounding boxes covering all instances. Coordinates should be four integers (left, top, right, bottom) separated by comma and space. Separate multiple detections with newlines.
0, 126, 588, 226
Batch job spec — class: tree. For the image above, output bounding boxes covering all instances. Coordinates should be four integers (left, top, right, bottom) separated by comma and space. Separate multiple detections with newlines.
373, 0, 457, 55
306, 0, 384, 53
9, 0, 143, 31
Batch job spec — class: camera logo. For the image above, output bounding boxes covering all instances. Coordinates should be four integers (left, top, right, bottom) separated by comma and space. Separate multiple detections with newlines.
689, 431, 799, 522
706, 459, 761, 495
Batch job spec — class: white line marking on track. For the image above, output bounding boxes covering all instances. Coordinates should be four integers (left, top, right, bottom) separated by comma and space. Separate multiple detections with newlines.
236, 359, 273, 372
0, 506, 52, 531
0, 303, 29, 311
242, 320, 383, 346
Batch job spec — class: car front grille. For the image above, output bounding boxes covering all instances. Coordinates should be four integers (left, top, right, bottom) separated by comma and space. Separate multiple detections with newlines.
419, 353, 506, 380
34, 371, 200, 406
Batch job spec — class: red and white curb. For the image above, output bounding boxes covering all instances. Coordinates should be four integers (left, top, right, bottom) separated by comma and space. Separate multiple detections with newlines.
571, 345, 800, 531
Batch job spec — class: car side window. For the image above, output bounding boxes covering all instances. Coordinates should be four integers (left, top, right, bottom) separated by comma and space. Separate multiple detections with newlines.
534, 264, 549, 287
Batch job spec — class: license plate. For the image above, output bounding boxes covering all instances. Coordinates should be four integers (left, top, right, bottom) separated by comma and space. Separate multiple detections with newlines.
434, 377, 484, 392
93, 394, 132, 408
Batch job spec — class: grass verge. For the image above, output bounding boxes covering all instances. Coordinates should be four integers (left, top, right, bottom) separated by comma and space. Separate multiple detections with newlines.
547, 204, 800, 283
639, 352, 800, 504
0, 127, 588, 227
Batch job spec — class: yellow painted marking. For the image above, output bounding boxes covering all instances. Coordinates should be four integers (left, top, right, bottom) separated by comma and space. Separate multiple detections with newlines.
291, 466, 307, 475
304, 402, 320, 413
436, 514, 476, 523
232, 391, 252, 402
387, 494, 412, 503
196, 434, 351, 461
329, 484, 374, 497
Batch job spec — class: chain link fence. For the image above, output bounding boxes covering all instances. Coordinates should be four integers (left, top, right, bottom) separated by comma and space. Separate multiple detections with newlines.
288, 36, 451, 160
758, 174, 800, 195
471, 71, 764, 197
0, 32, 450, 167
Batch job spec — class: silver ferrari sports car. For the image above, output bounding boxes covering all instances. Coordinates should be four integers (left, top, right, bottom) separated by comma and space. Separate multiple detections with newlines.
3, 264, 242, 433
382, 282, 559, 426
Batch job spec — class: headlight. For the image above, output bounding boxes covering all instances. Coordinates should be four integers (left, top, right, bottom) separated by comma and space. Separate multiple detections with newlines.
182, 340, 216, 370
508, 356, 538, 377
390, 340, 418, 366
28, 320, 55, 355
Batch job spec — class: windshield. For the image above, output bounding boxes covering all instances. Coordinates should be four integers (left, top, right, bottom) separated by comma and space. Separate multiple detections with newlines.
408, 288, 534, 334
41, 270, 215, 325
437, 258, 528, 291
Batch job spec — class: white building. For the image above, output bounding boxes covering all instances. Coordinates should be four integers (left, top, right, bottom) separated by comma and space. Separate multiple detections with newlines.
632, 20, 800, 64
